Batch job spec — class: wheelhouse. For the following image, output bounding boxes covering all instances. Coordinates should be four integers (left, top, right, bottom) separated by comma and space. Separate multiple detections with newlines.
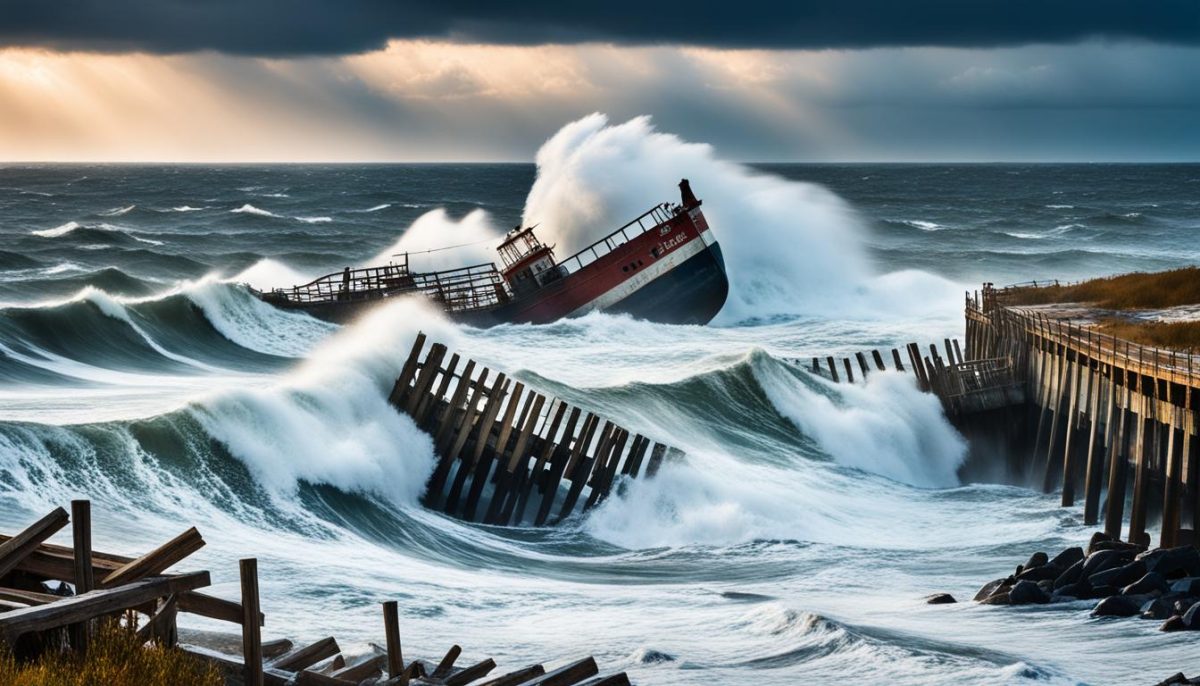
497, 226, 562, 296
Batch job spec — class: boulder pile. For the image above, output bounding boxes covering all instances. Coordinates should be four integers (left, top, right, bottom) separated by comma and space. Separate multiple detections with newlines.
967, 532, 1200, 632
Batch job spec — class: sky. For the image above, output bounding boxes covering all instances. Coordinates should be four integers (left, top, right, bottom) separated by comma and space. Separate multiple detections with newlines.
0, 1, 1198, 162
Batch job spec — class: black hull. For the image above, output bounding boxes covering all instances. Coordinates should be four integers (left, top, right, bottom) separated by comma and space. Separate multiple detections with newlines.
262, 241, 728, 327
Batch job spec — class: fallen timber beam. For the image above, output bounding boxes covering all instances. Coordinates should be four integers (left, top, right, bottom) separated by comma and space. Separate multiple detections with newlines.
0, 507, 69, 580
0, 571, 211, 644
101, 526, 206, 587
522, 657, 598, 686
270, 636, 341, 673
476, 664, 546, 686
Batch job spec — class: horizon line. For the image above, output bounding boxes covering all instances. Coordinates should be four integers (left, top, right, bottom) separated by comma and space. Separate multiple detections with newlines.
3, 159, 1200, 166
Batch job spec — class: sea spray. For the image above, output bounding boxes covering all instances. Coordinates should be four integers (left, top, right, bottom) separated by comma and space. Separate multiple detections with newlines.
368, 208, 500, 272
522, 114, 871, 322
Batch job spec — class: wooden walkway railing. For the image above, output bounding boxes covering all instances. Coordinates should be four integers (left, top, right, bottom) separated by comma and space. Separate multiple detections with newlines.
965, 285, 1200, 550
390, 333, 681, 526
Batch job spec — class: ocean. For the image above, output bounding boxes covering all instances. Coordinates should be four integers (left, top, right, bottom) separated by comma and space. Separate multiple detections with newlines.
2, 121, 1200, 684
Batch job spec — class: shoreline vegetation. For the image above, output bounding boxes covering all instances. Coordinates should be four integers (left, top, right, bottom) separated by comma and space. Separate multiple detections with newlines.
1001, 268, 1200, 350
0, 625, 221, 686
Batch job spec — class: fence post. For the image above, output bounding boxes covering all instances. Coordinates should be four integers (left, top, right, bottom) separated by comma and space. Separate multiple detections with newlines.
240, 558, 263, 686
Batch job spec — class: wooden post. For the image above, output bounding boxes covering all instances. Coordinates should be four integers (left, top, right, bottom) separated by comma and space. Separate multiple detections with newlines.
1104, 382, 1132, 539
70, 499, 94, 653
382, 601, 406, 683
952, 339, 964, 365
1084, 365, 1113, 524
843, 358, 854, 383
433, 360, 477, 455
512, 402, 569, 526
388, 333, 427, 407
856, 352, 870, 378
240, 558, 263, 686
826, 357, 839, 383
1161, 402, 1183, 548
891, 348, 905, 372
1129, 389, 1153, 544
871, 350, 886, 371
534, 408, 582, 526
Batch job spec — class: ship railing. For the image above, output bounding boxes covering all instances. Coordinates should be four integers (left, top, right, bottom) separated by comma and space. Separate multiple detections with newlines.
267, 261, 509, 311
553, 202, 681, 276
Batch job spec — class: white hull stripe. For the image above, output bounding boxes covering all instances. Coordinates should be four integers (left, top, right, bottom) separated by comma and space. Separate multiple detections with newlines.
567, 236, 708, 317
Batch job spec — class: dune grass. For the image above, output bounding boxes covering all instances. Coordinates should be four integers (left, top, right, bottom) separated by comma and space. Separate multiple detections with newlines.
0, 625, 221, 686
1003, 267, 1200, 310
1095, 319, 1200, 352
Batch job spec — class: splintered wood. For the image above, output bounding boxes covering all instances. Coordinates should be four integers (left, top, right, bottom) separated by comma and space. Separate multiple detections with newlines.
390, 333, 682, 526
0, 502, 632, 686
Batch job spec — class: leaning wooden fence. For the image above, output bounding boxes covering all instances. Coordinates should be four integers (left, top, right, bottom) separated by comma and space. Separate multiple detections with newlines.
390, 333, 682, 526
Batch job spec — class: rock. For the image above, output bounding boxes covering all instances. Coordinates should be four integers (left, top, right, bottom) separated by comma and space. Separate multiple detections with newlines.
925, 593, 956, 605
973, 578, 1009, 602
1048, 546, 1085, 570
1017, 565, 1060, 582
1008, 580, 1050, 605
1092, 595, 1142, 617
1161, 615, 1187, 632
980, 591, 1011, 605
1024, 551, 1049, 570
1139, 546, 1200, 579
1170, 578, 1200, 595
1090, 585, 1119, 599
1087, 531, 1113, 555
1141, 597, 1175, 620
1175, 599, 1197, 616
1184, 601, 1200, 629
1089, 560, 1146, 590
1037, 579, 1055, 594
1122, 572, 1169, 596
1154, 673, 1189, 686
1081, 549, 1130, 577
1055, 580, 1092, 600
1091, 539, 1143, 555
1053, 560, 1085, 589
635, 649, 676, 664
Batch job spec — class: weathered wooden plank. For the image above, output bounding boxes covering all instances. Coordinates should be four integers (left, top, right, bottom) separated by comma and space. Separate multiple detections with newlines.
382, 600, 406, 682
475, 664, 546, 686
0, 587, 59, 605
1083, 366, 1113, 525
296, 670, 356, 686
447, 374, 508, 516
331, 654, 386, 683
428, 367, 490, 503
135, 594, 178, 647
271, 636, 341, 673
554, 417, 603, 523
0, 507, 69, 579
872, 350, 886, 371
405, 344, 448, 416
444, 658, 497, 686
417, 353, 460, 428
512, 402, 569, 526
843, 358, 854, 383
70, 499, 94, 652
180, 645, 292, 686
0, 571, 210, 643
434, 360, 478, 455
485, 393, 544, 525
241, 559, 264, 686
855, 351, 870, 377
178, 590, 262, 627
521, 657, 598, 686
586, 429, 629, 511
892, 348, 905, 372
463, 380, 518, 520
101, 526, 205, 588
646, 443, 668, 477
388, 333, 428, 407
431, 644, 463, 679
575, 675, 631, 686
535, 409, 584, 527
826, 356, 839, 382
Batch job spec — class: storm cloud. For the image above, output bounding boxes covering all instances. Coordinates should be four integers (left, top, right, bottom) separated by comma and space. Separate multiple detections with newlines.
2, 0, 1199, 56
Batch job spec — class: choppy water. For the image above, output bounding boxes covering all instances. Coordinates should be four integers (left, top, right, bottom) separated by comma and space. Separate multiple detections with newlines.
2, 119, 1199, 684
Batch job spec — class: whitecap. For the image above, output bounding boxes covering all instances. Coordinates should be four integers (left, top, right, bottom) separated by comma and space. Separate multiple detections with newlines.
354, 204, 392, 213
100, 204, 136, 216
295, 216, 332, 224
31, 221, 80, 238
230, 204, 280, 218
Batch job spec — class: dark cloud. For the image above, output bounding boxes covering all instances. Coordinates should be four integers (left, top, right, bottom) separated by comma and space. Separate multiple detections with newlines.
3, 1, 1198, 56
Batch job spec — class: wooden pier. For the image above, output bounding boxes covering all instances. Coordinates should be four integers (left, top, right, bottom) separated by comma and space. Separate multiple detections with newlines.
0, 501, 632, 686
964, 283, 1200, 548
389, 334, 681, 526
